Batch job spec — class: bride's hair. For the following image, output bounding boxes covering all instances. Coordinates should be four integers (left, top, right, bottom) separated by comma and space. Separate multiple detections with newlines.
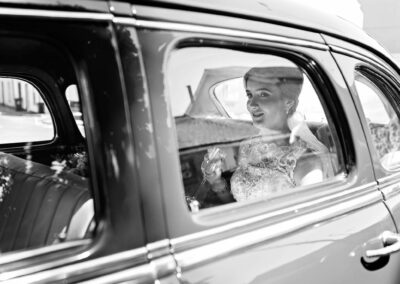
243, 66, 303, 115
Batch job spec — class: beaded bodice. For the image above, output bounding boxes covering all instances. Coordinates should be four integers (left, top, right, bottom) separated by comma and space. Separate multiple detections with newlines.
231, 136, 308, 202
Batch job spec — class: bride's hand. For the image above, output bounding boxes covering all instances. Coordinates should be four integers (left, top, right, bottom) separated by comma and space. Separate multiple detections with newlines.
201, 147, 226, 184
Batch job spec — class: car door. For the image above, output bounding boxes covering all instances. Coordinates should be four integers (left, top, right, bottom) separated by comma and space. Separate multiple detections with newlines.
0, 3, 172, 283
327, 36, 400, 255
133, 5, 400, 284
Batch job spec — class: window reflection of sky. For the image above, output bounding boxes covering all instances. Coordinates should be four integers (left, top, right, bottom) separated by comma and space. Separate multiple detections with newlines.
167, 48, 294, 117
355, 78, 390, 125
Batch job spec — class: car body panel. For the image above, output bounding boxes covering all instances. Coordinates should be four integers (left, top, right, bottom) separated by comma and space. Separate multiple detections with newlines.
115, 22, 170, 243
175, 201, 399, 284
132, 0, 393, 67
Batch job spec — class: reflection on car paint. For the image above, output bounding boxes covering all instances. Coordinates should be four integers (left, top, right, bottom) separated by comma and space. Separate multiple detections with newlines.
0, 156, 12, 202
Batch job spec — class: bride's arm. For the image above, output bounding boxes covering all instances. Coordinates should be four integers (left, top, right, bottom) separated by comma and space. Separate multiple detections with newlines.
294, 153, 324, 186
200, 148, 235, 204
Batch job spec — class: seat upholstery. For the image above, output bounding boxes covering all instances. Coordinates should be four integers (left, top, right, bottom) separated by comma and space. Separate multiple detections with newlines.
0, 152, 91, 252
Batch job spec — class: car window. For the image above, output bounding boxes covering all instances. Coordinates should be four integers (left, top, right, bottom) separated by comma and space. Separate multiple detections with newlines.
214, 75, 327, 123
167, 47, 342, 211
0, 39, 94, 254
0, 77, 54, 143
354, 71, 400, 170
66, 84, 85, 137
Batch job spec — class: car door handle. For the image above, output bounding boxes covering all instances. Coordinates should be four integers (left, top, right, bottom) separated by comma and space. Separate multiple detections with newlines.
365, 231, 400, 258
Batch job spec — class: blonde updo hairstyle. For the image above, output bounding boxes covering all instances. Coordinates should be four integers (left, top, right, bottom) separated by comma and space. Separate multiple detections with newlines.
243, 66, 304, 116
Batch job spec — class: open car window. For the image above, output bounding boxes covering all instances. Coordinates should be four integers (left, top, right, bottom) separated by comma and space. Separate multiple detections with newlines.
167, 46, 343, 211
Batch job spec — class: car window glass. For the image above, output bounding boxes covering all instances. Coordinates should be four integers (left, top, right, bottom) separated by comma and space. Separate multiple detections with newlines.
167, 46, 342, 211
66, 84, 85, 137
0, 77, 54, 143
354, 72, 400, 170
0, 76, 94, 253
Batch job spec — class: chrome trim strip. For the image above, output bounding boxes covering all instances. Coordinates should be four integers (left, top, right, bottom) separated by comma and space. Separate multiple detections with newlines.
378, 173, 400, 200
378, 172, 400, 186
0, 7, 112, 21
131, 5, 137, 16
113, 18, 329, 50
330, 45, 387, 71
113, 17, 137, 26
0, 239, 90, 266
174, 189, 381, 269
146, 239, 171, 260
77, 255, 176, 284
78, 265, 154, 284
172, 180, 375, 247
0, 247, 148, 282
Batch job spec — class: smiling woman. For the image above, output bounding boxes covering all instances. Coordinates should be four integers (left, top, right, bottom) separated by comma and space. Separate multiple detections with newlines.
167, 46, 342, 210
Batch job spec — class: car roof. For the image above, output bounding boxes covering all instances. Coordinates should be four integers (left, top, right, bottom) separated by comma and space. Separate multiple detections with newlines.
140, 0, 394, 63
1, 0, 396, 69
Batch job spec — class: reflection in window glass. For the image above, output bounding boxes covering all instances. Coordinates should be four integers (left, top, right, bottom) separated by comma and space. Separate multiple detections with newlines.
66, 84, 85, 137
355, 73, 400, 169
0, 77, 54, 143
214, 75, 327, 123
167, 47, 342, 211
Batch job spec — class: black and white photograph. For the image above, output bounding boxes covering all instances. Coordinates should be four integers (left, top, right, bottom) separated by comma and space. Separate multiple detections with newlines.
0, 0, 400, 283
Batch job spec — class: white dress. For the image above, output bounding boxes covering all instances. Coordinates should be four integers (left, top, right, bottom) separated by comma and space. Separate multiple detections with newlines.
231, 136, 308, 202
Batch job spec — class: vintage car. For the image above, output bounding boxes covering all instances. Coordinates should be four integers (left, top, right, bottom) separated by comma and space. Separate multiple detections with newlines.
1, 0, 400, 283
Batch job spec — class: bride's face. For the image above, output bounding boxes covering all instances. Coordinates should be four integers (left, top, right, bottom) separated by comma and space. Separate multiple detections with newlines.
245, 77, 290, 131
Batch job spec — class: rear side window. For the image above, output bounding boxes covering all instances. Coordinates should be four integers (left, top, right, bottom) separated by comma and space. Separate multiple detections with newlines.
167, 46, 342, 211
0, 37, 95, 254
0, 77, 54, 143
66, 84, 85, 137
354, 70, 400, 170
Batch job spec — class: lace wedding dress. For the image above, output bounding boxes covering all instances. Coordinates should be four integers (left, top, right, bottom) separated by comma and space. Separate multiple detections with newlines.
231, 136, 308, 202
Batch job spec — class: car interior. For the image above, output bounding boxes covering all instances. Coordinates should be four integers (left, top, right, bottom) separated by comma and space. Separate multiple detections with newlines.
0, 35, 93, 253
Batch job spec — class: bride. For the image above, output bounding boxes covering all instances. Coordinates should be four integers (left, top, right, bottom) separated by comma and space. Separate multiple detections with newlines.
200, 66, 334, 204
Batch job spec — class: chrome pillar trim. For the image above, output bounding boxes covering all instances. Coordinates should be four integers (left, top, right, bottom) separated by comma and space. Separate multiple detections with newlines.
174, 189, 382, 269
330, 45, 387, 71
113, 17, 137, 26
113, 17, 328, 50
0, 7, 112, 21
0, 247, 148, 282
131, 5, 137, 16
0, 239, 90, 266
172, 180, 375, 248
